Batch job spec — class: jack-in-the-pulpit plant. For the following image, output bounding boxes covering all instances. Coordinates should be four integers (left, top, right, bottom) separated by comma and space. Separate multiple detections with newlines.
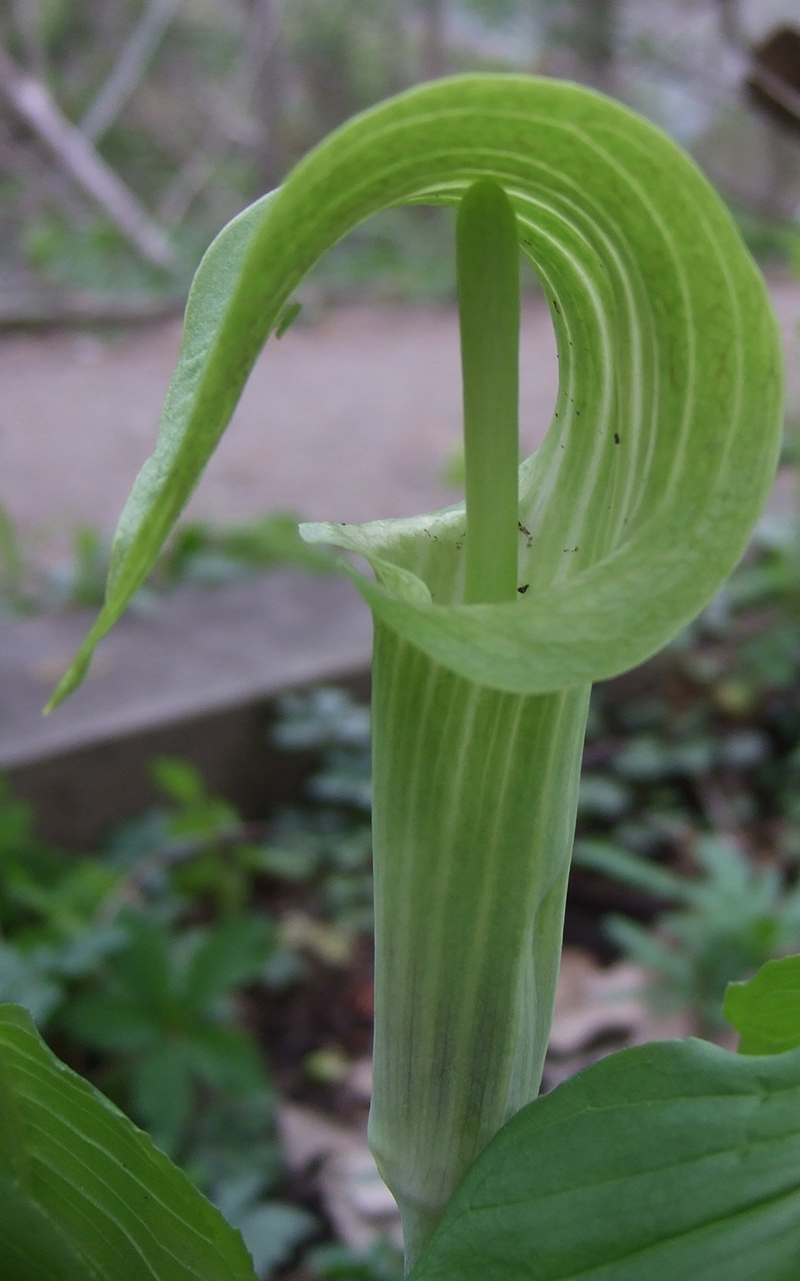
5, 73, 800, 1281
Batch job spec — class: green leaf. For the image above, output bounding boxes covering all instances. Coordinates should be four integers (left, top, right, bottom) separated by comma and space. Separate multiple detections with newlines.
58, 991, 160, 1052
410, 1038, 800, 1281
128, 1041, 194, 1149
232, 1202, 316, 1276
108, 913, 176, 1019
181, 916, 275, 1012
724, 955, 800, 1054
151, 756, 206, 806
0, 1173, 91, 1281
184, 1025, 269, 1094
47, 74, 782, 707
0, 1003, 259, 1281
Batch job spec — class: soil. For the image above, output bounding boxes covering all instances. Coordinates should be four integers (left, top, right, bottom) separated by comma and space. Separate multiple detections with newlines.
251, 935, 375, 1124
0, 300, 560, 553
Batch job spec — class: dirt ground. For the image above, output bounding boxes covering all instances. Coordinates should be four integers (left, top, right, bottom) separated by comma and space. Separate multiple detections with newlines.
0, 300, 557, 550
1, 280, 799, 551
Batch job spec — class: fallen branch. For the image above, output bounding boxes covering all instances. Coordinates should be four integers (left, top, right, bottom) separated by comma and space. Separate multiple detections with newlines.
0, 287, 185, 327
158, 0, 285, 226
80, 0, 183, 143
0, 41, 177, 270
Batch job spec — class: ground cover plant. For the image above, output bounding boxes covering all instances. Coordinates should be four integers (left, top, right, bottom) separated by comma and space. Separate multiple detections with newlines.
4, 642, 800, 1275
3, 71, 799, 1280
0, 686, 395, 1275
0, 749, 331, 1275
0, 503, 334, 618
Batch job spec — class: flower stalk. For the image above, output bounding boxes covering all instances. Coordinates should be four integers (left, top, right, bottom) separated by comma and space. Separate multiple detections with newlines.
458, 179, 520, 606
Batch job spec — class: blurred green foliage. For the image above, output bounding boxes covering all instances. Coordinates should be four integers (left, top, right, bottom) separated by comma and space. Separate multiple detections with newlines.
2, 0, 798, 301
308, 1238, 405, 1280
6, 501, 800, 1258
0, 683, 379, 1275
727, 202, 800, 273
574, 836, 800, 1035
566, 504, 800, 1031
0, 508, 335, 617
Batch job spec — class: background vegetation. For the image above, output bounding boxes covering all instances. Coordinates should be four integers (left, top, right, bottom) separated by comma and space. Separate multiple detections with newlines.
1, 0, 799, 310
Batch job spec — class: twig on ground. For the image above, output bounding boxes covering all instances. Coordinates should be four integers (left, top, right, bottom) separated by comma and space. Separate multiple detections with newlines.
157, 0, 285, 226
0, 41, 177, 270
79, 0, 183, 144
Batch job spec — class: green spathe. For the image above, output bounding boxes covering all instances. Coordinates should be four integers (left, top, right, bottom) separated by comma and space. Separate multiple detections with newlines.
369, 622, 588, 1262
47, 74, 781, 706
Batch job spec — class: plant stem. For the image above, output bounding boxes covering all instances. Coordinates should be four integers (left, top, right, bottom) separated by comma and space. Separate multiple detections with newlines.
368, 624, 589, 1271
458, 178, 520, 605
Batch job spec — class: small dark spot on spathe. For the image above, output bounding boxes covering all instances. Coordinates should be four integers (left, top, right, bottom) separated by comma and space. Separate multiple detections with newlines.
614, 432, 620, 444
517, 584, 529, 594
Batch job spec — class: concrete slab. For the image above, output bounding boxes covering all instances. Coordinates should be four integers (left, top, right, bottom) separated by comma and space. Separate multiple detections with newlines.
0, 571, 371, 768
0, 570, 371, 844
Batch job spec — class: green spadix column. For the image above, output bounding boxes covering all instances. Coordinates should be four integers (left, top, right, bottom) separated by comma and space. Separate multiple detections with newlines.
367, 181, 591, 1270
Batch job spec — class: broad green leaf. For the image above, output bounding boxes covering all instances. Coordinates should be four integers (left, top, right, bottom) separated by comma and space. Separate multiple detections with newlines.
0, 1003, 259, 1281
47, 74, 782, 707
724, 954, 800, 1054
409, 1037, 800, 1281
0, 1173, 90, 1281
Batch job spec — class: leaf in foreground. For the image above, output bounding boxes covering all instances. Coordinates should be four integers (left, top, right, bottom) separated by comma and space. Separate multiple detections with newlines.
409, 1038, 800, 1281
725, 953, 800, 1054
0, 1003, 258, 1281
